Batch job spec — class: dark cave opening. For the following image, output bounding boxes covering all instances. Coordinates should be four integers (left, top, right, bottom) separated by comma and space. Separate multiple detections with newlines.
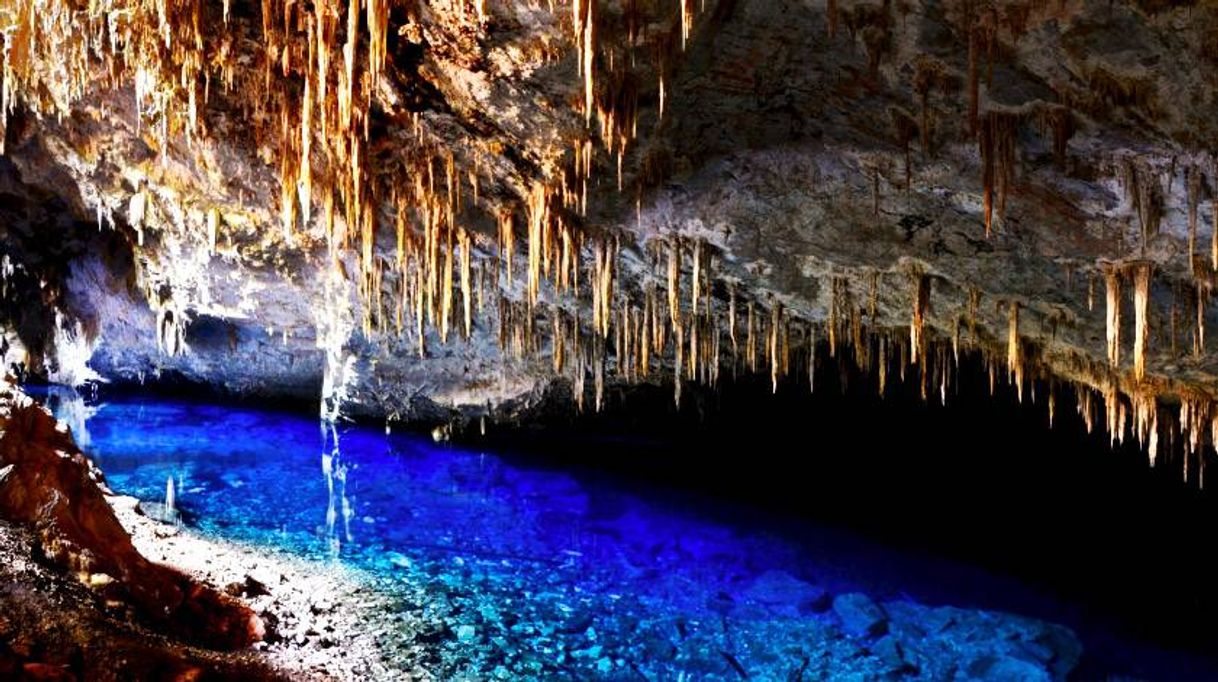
469, 349, 1218, 676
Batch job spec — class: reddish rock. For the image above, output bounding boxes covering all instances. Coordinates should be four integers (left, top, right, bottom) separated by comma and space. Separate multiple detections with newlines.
0, 387, 263, 650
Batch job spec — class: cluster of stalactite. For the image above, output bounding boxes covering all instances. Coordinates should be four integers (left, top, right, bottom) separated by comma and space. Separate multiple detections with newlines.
0, 0, 705, 372
4, 0, 1218, 481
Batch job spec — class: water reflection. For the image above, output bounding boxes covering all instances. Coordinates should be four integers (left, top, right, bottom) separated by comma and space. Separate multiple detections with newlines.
321, 420, 353, 556
41, 384, 99, 449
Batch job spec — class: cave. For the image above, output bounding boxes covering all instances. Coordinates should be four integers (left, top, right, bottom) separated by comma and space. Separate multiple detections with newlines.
2, 0, 1218, 679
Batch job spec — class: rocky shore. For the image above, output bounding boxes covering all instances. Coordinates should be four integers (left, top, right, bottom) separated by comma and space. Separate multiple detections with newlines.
0, 384, 414, 680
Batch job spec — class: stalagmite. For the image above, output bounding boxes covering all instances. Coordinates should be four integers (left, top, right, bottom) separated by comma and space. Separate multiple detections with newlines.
1133, 264, 1150, 382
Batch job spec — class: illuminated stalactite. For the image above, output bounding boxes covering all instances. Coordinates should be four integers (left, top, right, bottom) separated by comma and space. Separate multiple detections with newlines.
1133, 264, 1151, 382
1, 0, 1214, 481
728, 281, 737, 357
1105, 268, 1121, 368
459, 228, 473, 339
769, 303, 781, 393
1196, 284, 1207, 358
910, 272, 929, 365
1133, 392, 1158, 467
1006, 301, 1021, 400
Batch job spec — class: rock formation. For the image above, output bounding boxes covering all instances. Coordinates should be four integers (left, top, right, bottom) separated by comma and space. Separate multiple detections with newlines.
0, 383, 264, 650
0, 0, 1216, 473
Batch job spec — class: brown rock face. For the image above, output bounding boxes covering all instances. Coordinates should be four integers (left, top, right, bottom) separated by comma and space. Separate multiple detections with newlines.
0, 385, 263, 651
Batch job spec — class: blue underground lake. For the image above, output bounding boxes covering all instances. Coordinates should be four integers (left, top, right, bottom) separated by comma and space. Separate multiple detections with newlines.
41, 390, 1218, 681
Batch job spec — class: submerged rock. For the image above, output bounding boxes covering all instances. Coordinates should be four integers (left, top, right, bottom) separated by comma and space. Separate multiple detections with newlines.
136, 500, 181, 525
832, 593, 889, 638
743, 569, 829, 615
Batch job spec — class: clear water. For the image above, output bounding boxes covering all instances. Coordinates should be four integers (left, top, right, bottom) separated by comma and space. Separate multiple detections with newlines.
38, 388, 1217, 680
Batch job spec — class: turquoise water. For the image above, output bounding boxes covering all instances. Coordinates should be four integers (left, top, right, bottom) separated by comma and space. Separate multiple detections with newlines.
37, 388, 1212, 680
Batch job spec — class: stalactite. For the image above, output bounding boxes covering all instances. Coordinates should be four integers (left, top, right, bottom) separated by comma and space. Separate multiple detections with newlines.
910, 272, 929, 366
1196, 283, 1207, 358
459, 228, 472, 339
1104, 383, 1122, 447
691, 240, 702, 318
1007, 301, 1022, 401
808, 325, 817, 392
769, 303, 781, 393
667, 238, 681, 330
674, 321, 684, 407
728, 282, 737, 357
527, 183, 547, 308
1105, 268, 1121, 368
1187, 164, 1201, 275
594, 337, 604, 412
951, 316, 960, 366
1133, 264, 1151, 382
1211, 156, 1218, 271
1078, 387, 1095, 435
978, 111, 1019, 237
746, 301, 756, 372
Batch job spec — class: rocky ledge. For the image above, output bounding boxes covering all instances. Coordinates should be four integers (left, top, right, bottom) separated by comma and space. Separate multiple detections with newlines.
0, 382, 268, 678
